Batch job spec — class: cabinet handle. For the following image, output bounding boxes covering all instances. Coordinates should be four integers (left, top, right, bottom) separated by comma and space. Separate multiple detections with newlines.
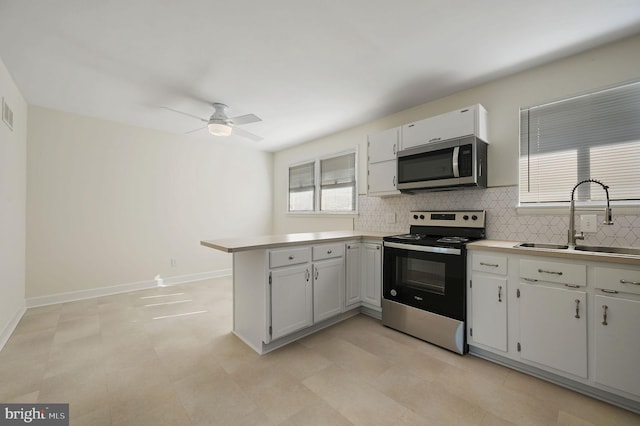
429, 137, 441, 143
538, 268, 563, 276
523, 278, 538, 282
393, 143, 396, 156
288, 255, 295, 260
564, 284, 580, 289
327, 250, 332, 254
498, 285, 502, 303
480, 262, 499, 268
305, 269, 310, 282
602, 305, 608, 326
574, 299, 581, 319
315, 267, 319, 280
620, 279, 640, 286
393, 176, 396, 186
601, 289, 618, 294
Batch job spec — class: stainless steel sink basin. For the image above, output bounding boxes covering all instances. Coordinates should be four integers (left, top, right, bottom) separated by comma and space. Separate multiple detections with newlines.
574, 245, 640, 256
516, 242, 569, 250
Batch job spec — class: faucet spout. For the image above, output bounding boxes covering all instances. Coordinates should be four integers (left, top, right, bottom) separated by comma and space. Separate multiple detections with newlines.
568, 179, 614, 247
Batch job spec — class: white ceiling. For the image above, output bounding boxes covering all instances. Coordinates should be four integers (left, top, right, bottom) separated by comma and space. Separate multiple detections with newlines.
1, 1, 639, 151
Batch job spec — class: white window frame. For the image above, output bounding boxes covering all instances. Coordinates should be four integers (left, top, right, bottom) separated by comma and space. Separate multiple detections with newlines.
517, 80, 640, 215
287, 148, 358, 215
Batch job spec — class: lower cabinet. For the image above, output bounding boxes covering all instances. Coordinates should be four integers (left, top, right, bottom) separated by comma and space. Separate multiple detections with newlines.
594, 294, 640, 396
519, 282, 587, 378
361, 243, 382, 308
470, 275, 507, 352
270, 264, 313, 340
313, 257, 345, 322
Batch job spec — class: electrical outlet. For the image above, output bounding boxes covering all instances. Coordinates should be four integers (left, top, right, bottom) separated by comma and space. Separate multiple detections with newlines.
580, 215, 598, 233
386, 213, 396, 224
170, 258, 177, 267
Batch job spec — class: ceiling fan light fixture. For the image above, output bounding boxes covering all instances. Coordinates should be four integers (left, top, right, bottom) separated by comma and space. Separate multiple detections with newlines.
208, 122, 232, 136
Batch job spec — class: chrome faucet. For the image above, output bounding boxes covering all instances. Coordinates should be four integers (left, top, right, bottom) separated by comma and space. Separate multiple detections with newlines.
568, 179, 614, 247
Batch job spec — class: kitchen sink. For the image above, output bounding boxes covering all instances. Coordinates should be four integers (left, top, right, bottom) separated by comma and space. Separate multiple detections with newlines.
573, 245, 640, 256
515, 242, 569, 250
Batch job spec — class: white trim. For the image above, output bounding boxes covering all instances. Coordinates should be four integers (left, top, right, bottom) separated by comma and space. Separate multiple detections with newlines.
517, 203, 640, 216
25, 269, 232, 308
0, 305, 26, 352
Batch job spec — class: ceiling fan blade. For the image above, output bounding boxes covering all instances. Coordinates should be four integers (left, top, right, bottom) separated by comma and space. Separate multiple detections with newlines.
230, 113, 262, 126
232, 126, 263, 142
161, 106, 208, 122
185, 125, 207, 134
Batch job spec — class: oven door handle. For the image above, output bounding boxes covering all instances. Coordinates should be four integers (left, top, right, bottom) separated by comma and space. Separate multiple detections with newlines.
384, 241, 461, 255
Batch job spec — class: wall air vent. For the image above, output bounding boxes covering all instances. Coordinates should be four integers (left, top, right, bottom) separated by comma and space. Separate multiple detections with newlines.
2, 97, 14, 131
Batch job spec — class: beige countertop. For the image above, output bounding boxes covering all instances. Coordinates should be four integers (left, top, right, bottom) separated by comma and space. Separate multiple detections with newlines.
201, 230, 392, 253
468, 240, 640, 266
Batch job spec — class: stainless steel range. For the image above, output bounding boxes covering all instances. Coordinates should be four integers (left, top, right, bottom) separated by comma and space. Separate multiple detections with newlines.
382, 210, 486, 354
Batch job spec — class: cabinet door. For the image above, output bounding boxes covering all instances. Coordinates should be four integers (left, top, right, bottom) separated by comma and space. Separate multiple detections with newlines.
270, 264, 313, 340
519, 283, 587, 378
368, 160, 399, 195
368, 127, 399, 163
402, 106, 480, 150
345, 243, 362, 307
361, 243, 382, 308
314, 258, 345, 322
470, 275, 507, 352
594, 295, 640, 397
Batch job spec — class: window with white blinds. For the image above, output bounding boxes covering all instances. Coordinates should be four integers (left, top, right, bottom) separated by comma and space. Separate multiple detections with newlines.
519, 81, 640, 205
288, 150, 357, 213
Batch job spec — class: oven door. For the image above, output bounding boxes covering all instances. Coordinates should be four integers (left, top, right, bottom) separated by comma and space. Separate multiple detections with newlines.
383, 241, 465, 321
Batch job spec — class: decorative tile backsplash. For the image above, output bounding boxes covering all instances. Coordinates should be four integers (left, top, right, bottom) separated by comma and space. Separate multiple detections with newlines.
355, 186, 640, 247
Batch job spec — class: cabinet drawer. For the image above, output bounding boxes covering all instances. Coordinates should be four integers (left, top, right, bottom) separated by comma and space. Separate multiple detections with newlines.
520, 259, 586, 286
594, 267, 640, 295
312, 243, 345, 261
269, 247, 311, 268
472, 254, 507, 275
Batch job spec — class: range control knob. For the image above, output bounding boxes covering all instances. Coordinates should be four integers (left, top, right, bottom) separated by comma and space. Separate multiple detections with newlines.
413, 214, 419, 220
419, 214, 425, 220
390, 289, 398, 297
472, 215, 478, 221
463, 215, 469, 220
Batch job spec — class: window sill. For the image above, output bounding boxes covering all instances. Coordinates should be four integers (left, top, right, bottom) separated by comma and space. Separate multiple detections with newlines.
287, 211, 358, 217
516, 202, 640, 216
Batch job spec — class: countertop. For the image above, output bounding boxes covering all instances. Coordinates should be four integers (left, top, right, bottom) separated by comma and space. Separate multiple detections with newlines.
468, 240, 640, 266
201, 230, 392, 253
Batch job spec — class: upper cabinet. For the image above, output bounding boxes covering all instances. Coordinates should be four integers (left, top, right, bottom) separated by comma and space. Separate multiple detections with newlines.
367, 126, 401, 196
368, 127, 400, 163
402, 104, 488, 150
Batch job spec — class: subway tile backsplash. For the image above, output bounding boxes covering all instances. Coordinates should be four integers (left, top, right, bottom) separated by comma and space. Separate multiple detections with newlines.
355, 186, 640, 247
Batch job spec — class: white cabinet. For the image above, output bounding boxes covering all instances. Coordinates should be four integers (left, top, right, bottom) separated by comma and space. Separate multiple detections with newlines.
270, 264, 313, 340
368, 127, 399, 163
519, 282, 588, 378
593, 294, 640, 396
345, 243, 362, 307
313, 257, 345, 322
402, 104, 488, 150
367, 127, 400, 196
469, 253, 508, 352
361, 243, 382, 308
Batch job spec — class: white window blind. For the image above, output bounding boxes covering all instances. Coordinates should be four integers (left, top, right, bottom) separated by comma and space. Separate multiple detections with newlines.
288, 150, 357, 213
320, 153, 356, 212
289, 162, 315, 211
519, 81, 640, 205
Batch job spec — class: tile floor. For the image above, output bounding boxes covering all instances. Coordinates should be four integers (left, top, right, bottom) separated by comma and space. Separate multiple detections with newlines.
1, 277, 638, 425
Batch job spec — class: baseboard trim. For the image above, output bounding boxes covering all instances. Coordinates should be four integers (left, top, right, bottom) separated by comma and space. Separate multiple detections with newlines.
0, 304, 26, 352
25, 269, 232, 308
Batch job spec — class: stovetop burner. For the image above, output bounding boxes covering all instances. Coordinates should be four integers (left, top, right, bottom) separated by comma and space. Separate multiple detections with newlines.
437, 236, 470, 243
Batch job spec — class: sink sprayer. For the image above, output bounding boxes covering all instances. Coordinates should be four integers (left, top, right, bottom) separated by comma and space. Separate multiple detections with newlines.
568, 179, 614, 247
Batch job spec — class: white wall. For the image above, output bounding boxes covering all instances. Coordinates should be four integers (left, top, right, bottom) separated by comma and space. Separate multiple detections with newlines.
273, 33, 640, 233
26, 107, 273, 299
0, 56, 27, 347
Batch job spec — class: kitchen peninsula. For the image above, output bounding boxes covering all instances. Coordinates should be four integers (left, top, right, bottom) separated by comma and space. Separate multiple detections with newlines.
201, 231, 389, 354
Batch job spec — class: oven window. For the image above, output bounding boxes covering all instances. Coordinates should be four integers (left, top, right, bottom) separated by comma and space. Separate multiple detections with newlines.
399, 257, 446, 295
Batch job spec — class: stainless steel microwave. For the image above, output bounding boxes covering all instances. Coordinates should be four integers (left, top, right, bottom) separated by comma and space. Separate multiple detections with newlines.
397, 136, 487, 192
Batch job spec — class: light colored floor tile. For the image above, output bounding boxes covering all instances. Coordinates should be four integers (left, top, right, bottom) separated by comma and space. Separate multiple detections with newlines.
0, 276, 638, 426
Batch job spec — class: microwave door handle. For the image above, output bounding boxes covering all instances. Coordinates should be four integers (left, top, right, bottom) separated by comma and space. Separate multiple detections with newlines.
452, 146, 460, 178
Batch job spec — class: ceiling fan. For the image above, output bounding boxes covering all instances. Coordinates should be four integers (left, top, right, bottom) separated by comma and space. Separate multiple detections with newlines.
163, 103, 263, 141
